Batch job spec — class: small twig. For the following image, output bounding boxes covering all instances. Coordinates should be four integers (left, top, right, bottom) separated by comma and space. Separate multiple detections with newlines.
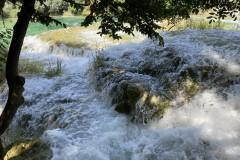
168, 24, 176, 31
109, 4, 118, 12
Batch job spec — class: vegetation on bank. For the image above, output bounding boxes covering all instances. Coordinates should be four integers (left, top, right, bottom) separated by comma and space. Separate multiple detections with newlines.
0, 29, 11, 83
174, 19, 238, 30
18, 59, 45, 74
0, 0, 90, 19
0, 58, 64, 84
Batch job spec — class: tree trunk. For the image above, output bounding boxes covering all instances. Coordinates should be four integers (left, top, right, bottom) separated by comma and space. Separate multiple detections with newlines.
0, 139, 3, 160
0, 0, 36, 159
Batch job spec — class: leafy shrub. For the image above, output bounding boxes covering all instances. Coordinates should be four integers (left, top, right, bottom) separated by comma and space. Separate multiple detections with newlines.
1, 9, 11, 18
89, 52, 105, 71
9, 9, 20, 18
1, 2, 20, 18
0, 28, 12, 83
63, 6, 82, 16
36, 0, 68, 15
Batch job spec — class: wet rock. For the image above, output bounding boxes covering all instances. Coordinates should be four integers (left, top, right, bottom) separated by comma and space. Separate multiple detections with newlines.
149, 94, 172, 117
112, 82, 173, 123
184, 79, 199, 99
114, 84, 143, 115
138, 62, 158, 77
22, 46, 28, 51
4, 139, 52, 160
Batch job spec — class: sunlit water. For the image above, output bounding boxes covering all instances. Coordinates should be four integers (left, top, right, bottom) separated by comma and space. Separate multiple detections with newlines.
0, 29, 240, 160
0, 17, 84, 36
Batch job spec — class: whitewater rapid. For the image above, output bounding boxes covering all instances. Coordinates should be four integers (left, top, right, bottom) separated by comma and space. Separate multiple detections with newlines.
0, 28, 240, 160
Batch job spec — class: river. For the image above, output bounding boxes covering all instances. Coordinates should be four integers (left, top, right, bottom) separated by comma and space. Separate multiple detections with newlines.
0, 27, 240, 160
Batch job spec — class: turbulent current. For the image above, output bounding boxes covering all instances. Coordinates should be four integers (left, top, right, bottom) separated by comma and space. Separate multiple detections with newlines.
0, 29, 240, 160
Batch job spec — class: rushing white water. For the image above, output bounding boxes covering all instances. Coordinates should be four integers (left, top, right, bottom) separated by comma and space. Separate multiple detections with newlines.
0, 28, 240, 160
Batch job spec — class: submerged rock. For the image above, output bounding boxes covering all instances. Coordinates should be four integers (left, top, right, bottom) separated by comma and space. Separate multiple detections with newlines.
4, 139, 52, 160
149, 94, 172, 117
111, 82, 173, 123
114, 84, 143, 114
184, 79, 199, 99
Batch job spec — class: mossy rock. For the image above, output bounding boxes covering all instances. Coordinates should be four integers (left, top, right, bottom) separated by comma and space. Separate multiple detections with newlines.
114, 83, 173, 122
115, 100, 132, 114
184, 79, 199, 98
149, 94, 173, 117
179, 67, 198, 79
126, 85, 143, 103
114, 84, 143, 115
22, 46, 28, 51
4, 139, 52, 160
138, 62, 158, 77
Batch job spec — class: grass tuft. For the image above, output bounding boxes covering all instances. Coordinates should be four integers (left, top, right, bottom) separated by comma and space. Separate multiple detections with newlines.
89, 51, 105, 72
174, 19, 236, 30
45, 59, 64, 77
19, 58, 45, 74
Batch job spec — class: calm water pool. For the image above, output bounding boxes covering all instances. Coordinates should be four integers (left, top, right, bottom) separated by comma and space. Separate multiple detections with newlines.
0, 17, 84, 36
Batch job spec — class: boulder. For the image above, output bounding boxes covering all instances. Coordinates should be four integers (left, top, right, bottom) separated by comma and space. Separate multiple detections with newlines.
4, 139, 52, 160
113, 83, 173, 123
115, 84, 143, 115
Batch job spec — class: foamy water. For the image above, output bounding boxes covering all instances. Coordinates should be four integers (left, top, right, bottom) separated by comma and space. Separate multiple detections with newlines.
0, 29, 240, 160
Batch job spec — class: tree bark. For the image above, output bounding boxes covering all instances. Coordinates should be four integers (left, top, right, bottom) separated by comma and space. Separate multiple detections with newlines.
0, 139, 3, 160
0, 0, 36, 159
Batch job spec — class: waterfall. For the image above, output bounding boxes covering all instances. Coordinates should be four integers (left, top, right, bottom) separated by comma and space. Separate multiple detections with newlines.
1, 29, 240, 160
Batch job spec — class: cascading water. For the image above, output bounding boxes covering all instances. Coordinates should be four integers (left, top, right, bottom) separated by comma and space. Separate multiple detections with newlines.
0, 28, 240, 160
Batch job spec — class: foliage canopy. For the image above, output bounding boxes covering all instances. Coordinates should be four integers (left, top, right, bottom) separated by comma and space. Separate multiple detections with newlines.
1, 0, 240, 46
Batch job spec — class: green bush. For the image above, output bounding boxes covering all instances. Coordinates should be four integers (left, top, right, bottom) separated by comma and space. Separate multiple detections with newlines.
0, 28, 12, 83
1, 2, 20, 18
9, 9, 20, 18
63, 6, 83, 16
1, 9, 11, 18
36, 0, 68, 15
